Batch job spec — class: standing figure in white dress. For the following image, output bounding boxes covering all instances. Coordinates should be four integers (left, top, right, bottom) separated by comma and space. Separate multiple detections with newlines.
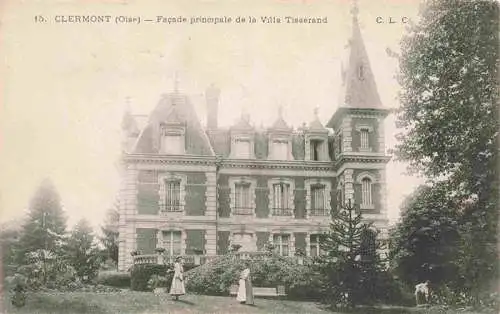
236, 261, 254, 305
415, 280, 430, 306
170, 257, 186, 301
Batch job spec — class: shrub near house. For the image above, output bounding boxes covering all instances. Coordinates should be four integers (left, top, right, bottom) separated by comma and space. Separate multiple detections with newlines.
130, 262, 198, 292
185, 254, 322, 300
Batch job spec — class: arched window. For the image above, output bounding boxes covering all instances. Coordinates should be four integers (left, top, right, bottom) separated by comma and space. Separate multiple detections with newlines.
361, 178, 372, 206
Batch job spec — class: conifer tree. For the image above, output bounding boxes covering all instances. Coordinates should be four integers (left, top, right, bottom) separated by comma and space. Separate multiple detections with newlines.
65, 219, 101, 282
17, 179, 67, 264
318, 199, 384, 308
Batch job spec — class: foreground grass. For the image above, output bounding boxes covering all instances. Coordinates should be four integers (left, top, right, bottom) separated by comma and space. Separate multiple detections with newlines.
2, 291, 491, 314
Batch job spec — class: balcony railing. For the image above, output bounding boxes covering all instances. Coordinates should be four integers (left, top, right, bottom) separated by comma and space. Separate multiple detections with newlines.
132, 252, 314, 266
161, 204, 183, 212
272, 208, 294, 216
133, 254, 219, 266
309, 208, 329, 216
232, 207, 254, 215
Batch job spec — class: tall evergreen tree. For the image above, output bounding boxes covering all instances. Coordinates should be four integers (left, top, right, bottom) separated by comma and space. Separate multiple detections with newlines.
99, 207, 119, 264
17, 179, 67, 264
65, 219, 101, 282
393, 0, 499, 302
318, 200, 384, 308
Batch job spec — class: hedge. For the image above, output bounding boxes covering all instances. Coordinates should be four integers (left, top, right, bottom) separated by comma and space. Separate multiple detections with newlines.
95, 271, 131, 288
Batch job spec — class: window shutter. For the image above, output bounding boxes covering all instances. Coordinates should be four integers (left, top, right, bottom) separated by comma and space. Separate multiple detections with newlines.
136, 228, 157, 254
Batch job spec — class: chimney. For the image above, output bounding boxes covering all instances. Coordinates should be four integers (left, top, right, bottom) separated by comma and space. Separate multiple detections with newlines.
205, 84, 220, 129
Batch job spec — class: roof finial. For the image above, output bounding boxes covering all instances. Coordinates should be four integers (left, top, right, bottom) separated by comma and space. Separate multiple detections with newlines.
314, 106, 319, 118
351, 0, 359, 21
278, 105, 284, 118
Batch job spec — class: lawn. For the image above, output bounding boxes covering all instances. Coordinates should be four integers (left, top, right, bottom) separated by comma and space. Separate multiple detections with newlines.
1, 291, 490, 314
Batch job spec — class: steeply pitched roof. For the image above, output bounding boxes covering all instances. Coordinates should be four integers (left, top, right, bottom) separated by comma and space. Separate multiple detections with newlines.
133, 92, 214, 156
338, 11, 383, 109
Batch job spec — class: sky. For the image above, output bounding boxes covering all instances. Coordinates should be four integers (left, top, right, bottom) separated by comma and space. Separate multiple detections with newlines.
0, 0, 425, 230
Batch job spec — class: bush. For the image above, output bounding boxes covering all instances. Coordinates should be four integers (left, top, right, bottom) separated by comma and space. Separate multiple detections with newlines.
185, 255, 243, 296
185, 254, 322, 300
130, 264, 170, 291
96, 271, 131, 288
147, 274, 170, 290
131, 262, 198, 291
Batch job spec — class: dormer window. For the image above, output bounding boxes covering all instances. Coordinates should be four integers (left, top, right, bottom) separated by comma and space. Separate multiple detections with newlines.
234, 138, 252, 158
310, 139, 322, 161
160, 124, 185, 155
271, 139, 290, 160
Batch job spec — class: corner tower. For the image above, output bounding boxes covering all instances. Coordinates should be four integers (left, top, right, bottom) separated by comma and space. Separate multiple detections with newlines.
327, 2, 391, 234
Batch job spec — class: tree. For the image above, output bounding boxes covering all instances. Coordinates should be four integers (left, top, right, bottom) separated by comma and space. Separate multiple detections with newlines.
389, 184, 461, 287
65, 218, 101, 282
17, 179, 67, 265
0, 221, 23, 276
393, 0, 499, 302
317, 200, 385, 308
99, 207, 119, 264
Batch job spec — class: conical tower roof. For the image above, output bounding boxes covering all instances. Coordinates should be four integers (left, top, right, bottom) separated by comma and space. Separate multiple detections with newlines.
339, 2, 383, 109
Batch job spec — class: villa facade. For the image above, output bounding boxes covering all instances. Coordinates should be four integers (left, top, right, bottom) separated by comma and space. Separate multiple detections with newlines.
117, 12, 390, 271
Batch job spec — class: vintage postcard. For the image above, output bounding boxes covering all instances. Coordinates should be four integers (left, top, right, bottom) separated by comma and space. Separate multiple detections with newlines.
1, 0, 498, 313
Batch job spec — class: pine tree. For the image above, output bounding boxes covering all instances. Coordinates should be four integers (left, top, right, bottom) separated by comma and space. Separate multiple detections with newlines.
17, 179, 67, 264
318, 200, 384, 308
99, 207, 119, 264
65, 219, 101, 282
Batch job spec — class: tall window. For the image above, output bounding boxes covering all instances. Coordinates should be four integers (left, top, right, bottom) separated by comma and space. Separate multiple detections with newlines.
310, 140, 322, 161
360, 128, 369, 150
361, 178, 373, 207
273, 234, 290, 256
162, 134, 184, 154
234, 139, 251, 158
163, 231, 182, 256
164, 180, 181, 212
234, 183, 251, 214
310, 234, 321, 257
273, 140, 288, 160
311, 184, 327, 216
273, 183, 291, 216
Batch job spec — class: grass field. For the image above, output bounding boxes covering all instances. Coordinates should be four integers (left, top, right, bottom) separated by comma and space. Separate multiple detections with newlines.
1, 291, 489, 314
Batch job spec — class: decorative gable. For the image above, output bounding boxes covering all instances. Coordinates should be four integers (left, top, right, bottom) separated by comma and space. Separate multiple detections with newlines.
268, 107, 293, 161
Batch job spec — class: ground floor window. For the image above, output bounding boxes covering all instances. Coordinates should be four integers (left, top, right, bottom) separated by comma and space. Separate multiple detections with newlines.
309, 234, 323, 257
273, 234, 290, 256
163, 231, 182, 256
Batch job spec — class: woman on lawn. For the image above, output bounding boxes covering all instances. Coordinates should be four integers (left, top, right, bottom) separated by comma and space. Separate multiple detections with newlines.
236, 261, 254, 305
170, 257, 186, 301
